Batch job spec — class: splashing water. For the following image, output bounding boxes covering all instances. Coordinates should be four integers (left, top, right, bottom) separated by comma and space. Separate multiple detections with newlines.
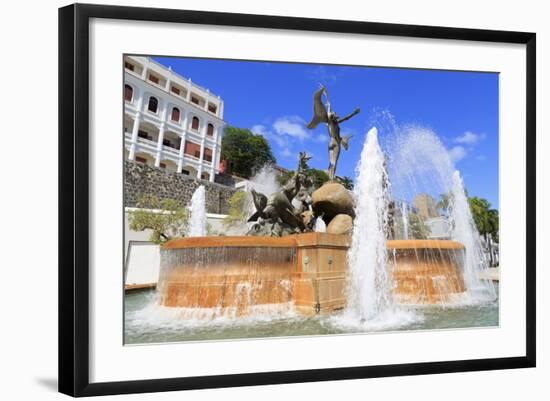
224, 165, 283, 236
450, 171, 497, 300
314, 217, 327, 233
344, 127, 394, 321
401, 201, 409, 240
387, 124, 496, 302
247, 164, 281, 215
188, 186, 206, 237
250, 164, 281, 195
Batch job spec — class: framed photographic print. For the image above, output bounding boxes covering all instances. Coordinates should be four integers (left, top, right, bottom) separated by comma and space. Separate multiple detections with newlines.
58, 3, 536, 397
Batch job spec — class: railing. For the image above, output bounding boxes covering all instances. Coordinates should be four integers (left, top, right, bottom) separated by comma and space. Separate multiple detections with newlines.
124, 134, 216, 166
125, 69, 223, 121
137, 137, 158, 150
163, 145, 180, 156
183, 153, 200, 161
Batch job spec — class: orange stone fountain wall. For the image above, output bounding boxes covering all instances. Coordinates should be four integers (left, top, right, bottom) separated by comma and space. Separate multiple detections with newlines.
159, 233, 466, 316
388, 240, 465, 304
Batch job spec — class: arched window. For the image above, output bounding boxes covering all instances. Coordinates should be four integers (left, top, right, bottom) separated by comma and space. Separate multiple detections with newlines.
147, 96, 158, 113
124, 84, 133, 102
207, 123, 214, 136
171, 107, 180, 122
191, 116, 200, 131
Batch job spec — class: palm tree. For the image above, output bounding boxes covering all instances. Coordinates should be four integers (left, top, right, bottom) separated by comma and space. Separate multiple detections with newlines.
468, 196, 499, 267
486, 208, 499, 266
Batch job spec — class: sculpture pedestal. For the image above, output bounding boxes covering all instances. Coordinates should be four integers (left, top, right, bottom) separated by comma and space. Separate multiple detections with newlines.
292, 233, 350, 315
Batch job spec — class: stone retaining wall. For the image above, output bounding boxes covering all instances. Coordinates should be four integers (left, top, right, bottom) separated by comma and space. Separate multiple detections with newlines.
124, 161, 237, 214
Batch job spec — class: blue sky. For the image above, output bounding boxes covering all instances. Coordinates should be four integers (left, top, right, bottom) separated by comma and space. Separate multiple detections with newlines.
154, 57, 499, 209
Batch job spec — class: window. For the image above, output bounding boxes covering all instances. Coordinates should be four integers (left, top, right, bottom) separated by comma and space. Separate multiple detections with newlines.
135, 156, 147, 164
191, 96, 199, 105
208, 103, 217, 114
207, 123, 214, 136
160, 162, 166, 169
204, 148, 213, 162
148, 74, 159, 84
162, 139, 171, 147
181, 169, 190, 176
171, 86, 180, 95
171, 107, 180, 122
147, 96, 158, 113
124, 85, 133, 102
124, 61, 134, 71
184, 141, 201, 158
191, 116, 199, 131
138, 130, 153, 141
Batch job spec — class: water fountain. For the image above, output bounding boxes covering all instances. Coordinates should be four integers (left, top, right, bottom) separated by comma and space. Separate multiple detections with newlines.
344, 127, 393, 321
387, 125, 496, 303
139, 87, 497, 337
401, 201, 409, 240
449, 171, 497, 300
188, 185, 206, 237
314, 217, 327, 233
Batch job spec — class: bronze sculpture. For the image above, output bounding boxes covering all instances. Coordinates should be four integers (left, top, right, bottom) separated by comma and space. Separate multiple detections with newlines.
246, 85, 361, 237
247, 152, 313, 236
307, 85, 360, 180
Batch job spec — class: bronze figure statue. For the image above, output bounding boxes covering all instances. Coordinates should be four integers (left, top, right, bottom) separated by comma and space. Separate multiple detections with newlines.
307, 85, 360, 180
247, 152, 313, 236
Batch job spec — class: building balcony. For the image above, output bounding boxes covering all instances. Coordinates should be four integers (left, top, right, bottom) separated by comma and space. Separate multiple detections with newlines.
136, 136, 158, 151
124, 66, 224, 121
163, 144, 180, 156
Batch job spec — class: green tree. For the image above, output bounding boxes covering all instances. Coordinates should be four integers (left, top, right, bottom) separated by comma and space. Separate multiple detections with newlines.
468, 196, 499, 266
338, 176, 354, 191
221, 126, 276, 178
276, 170, 295, 187
223, 190, 249, 228
128, 194, 189, 244
276, 168, 332, 190
307, 168, 330, 189
408, 213, 431, 239
487, 208, 499, 243
469, 197, 491, 235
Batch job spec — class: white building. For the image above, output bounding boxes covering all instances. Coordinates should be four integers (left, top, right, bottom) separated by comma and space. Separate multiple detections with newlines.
123, 56, 225, 182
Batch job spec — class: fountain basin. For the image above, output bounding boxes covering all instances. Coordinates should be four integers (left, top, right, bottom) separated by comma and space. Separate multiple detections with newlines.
388, 240, 465, 304
158, 234, 466, 316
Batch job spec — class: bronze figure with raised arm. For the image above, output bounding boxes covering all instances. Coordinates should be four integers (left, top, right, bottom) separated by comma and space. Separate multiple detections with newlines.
306, 85, 360, 180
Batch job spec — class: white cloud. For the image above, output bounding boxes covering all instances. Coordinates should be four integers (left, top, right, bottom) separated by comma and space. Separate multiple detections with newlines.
315, 134, 329, 143
251, 124, 288, 148
280, 148, 294, 159
306, 66, 338, 84
251, 116, 318, 161
454, 131, 486, 145
449, 146, 467, 162
251, 124, 268, 136
273, 116, 311, 141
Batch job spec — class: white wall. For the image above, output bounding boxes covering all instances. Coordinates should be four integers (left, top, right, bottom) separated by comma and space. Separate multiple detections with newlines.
0, 0, 547, 400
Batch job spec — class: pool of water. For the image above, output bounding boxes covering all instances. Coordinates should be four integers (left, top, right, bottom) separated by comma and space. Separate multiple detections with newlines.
124, 284, 499, 345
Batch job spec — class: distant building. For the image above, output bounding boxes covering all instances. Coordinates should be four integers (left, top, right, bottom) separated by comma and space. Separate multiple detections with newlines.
272, 165, 289, 175
413, 194, 440, 220
123, 56, 226, 182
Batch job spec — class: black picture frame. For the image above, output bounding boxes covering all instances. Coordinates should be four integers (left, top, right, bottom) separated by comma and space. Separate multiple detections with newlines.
58, 3, 536, 397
